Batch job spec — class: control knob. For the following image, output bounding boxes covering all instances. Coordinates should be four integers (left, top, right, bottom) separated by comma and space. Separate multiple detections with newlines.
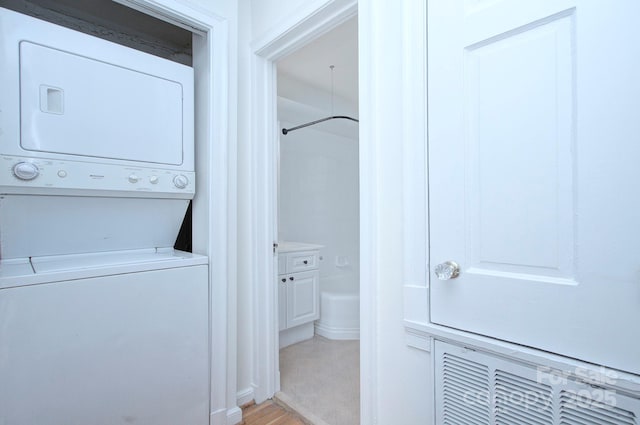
13, 162, 40, 181
173, 174, 189, 189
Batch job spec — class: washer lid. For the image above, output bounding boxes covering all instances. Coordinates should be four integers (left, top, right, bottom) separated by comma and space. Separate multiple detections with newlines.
30, 248, 185, 274
0, 258, 34, 279
0, 248, 208, 290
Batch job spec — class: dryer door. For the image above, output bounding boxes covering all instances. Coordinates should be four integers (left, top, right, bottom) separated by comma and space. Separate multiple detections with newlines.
20, 41, 187, 166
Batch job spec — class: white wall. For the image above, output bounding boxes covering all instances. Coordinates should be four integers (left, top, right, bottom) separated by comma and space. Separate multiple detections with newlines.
250, 0, 328, 41
179, 0, 434, 421
278, 103, 359, 287
176, 0, 236, 20
279, 75, 358, 119
185, 0, 258, 413
235, 0, 255, 407
175, 0, 244, 421
357, 1, 431, 422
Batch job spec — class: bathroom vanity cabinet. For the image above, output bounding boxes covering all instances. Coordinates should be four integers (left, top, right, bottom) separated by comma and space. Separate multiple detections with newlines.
277, 242, 322, 347
278, 269, 318, 330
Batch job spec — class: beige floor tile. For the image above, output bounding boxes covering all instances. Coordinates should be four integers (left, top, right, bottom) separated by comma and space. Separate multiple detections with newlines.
279, 336, 360, 425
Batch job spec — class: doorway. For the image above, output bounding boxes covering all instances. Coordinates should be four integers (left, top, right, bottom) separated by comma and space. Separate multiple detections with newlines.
274, 16, 359, 425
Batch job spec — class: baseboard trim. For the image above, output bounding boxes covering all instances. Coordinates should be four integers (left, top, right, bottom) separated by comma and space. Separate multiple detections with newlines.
236, 387, 255, 407
315, 322, 360, 340
226, 406, 242, 425
209, 408, 226, 425
280, 322, 314, 348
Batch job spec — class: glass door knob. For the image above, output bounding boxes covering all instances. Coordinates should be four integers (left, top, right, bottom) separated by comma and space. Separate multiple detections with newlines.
435, 261, 460, 280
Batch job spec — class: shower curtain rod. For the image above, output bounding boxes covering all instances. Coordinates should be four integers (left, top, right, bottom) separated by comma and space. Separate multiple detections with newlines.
281, 115, 359, 135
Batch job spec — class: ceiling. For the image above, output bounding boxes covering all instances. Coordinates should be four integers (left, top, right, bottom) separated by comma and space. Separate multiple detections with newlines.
277, 17, 358, 106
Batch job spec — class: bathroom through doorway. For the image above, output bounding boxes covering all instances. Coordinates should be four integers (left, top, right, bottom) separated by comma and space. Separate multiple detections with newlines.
274, 16, 360, 425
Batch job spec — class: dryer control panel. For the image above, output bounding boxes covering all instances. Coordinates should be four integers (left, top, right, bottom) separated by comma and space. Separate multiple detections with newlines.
1, 155, 195, 198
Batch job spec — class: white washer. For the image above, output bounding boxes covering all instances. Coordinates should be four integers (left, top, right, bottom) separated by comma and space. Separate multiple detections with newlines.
0, 249, 209, 425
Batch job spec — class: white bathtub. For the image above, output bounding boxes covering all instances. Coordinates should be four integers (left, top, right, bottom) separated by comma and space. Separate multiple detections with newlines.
315, 275, 359, 340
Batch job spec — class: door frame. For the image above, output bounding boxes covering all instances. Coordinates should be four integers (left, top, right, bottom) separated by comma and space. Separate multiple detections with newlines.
249, 0, 371, 414
114, 1, 236, 423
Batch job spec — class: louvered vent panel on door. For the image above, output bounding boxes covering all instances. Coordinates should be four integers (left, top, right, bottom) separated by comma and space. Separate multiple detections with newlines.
435, 341, 640, 424
495, 369, 554, 425
442, 353, 491, 424
560, 390, 637, 425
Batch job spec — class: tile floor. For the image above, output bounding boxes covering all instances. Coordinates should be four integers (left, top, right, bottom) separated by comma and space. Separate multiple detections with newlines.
278, 336, 360, 425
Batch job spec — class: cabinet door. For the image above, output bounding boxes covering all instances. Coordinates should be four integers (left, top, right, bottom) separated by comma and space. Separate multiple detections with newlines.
286, 270, 319, 328
429, 0, 640, 374
278, 275, 287, 331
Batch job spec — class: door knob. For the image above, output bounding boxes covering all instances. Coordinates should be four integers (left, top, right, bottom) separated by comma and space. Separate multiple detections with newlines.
435, 261, 460, 280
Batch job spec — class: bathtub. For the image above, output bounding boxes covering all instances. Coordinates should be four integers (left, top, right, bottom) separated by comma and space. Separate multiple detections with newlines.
315, 275, 360, 340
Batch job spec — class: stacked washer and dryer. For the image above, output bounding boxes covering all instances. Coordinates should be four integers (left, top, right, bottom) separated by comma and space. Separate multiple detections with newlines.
0, 8, 209, 425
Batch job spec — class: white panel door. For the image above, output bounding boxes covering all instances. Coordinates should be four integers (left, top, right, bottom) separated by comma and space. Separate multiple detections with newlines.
429, 0, 640, 374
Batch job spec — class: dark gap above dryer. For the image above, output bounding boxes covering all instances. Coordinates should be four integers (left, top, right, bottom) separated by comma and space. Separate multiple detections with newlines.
0, 0, 193, 65
174, 201, 192, 253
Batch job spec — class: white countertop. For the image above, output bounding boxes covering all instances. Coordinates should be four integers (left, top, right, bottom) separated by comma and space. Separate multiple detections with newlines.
278, 241, 323, 253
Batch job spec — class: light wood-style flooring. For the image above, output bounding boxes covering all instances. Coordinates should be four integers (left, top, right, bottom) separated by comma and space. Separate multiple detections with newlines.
241, 400, 307, 425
